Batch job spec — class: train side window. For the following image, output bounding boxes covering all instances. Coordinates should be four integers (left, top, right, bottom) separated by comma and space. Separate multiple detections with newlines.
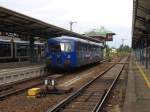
76, 42, 82, 53
0, 43, 12, 57
86, 44, 88, 52
16, 44, 29, 56
82, 43, 85, 52
76, 42, 79, 51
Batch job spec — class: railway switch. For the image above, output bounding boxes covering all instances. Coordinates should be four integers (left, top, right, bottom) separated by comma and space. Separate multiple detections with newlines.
44, 76, 73, 94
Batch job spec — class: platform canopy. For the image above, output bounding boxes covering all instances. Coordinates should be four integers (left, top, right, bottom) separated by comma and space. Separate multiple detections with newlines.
132, 0, 150, 48
0, 6, 100, 42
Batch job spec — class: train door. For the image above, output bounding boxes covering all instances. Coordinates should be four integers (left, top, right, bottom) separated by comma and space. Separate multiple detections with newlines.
60, 42, 74, 67
48, 43, 61, 66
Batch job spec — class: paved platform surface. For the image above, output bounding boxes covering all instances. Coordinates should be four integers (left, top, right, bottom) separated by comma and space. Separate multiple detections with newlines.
123, 57, 150, 112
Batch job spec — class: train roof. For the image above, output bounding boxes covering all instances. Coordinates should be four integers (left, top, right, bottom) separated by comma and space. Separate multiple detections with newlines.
48, 36, 103, 47
0, 36, 21, 41
0, 39, 45, 45
15, 40, 29, 44
0, 39, 11, 43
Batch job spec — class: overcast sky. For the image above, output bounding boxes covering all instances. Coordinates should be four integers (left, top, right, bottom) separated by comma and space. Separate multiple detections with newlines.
0, 0, 133, 48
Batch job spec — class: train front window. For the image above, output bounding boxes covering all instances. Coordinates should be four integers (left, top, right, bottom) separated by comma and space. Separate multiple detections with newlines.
60, 43, 72, 52
49, 44, 61, 52
49, 43, 72, 52
0, 43, 11, 57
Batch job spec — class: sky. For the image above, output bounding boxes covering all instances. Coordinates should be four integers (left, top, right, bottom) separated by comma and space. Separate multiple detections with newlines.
0, 0, 133, 48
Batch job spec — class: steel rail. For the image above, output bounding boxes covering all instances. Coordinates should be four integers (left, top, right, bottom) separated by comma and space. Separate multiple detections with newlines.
0, 80, 43, 100
46, 64, 116, 112
92, 63, 125, 112
0, 59, 108, 90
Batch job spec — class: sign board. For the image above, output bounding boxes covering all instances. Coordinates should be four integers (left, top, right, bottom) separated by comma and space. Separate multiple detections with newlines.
106, 34, 113, 41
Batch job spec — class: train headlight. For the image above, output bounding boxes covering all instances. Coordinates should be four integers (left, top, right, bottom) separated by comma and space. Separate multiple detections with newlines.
67, 55, 71, 59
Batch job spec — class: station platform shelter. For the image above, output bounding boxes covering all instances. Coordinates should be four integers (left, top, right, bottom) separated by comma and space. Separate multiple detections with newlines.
132, 0, 150, 69
123, 0, 150, 111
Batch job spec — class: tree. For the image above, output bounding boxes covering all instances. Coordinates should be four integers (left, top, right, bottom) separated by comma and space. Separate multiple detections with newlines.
117, 44, 132, 55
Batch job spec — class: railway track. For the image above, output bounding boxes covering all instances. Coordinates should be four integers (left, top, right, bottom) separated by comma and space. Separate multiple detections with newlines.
0, 77, 45, 100
0, 59, 110, 101
46, 58, 127, 112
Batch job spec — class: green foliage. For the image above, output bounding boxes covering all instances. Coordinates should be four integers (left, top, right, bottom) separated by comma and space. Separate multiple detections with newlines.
105, 45, 113, 59
105, 44, 132, 59
117, 44, 132, 56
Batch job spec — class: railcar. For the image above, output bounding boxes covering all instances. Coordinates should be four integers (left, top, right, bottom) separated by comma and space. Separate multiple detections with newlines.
0, 39, 45, 62
46, 36, 104, 69
0, 39, 13, 61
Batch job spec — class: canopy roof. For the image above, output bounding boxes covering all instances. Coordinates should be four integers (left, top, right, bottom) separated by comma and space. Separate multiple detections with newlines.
132, 0, 150, 48
0, 6, 100, 42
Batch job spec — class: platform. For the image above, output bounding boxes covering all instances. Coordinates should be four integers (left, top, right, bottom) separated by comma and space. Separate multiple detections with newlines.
0, 64, 46, 86
123, 56, 150, 112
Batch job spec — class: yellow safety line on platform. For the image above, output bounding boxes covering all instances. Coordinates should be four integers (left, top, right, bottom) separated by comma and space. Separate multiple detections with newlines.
136, 62, 150, 89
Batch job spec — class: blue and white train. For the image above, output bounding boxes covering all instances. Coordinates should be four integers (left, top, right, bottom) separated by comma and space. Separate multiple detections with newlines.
46, 36, 104, 69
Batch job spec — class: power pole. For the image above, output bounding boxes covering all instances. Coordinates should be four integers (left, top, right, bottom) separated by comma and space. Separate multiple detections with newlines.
121, 38, 126, 46
69, 21, 77, 31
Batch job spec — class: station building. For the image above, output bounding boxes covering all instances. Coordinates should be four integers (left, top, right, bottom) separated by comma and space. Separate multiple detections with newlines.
84, 27, 115, 57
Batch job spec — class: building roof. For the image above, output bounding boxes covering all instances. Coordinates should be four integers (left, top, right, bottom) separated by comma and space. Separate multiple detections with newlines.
85, 27, 115, 38
0, 6, 100, 42
132, 0, 150, 48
